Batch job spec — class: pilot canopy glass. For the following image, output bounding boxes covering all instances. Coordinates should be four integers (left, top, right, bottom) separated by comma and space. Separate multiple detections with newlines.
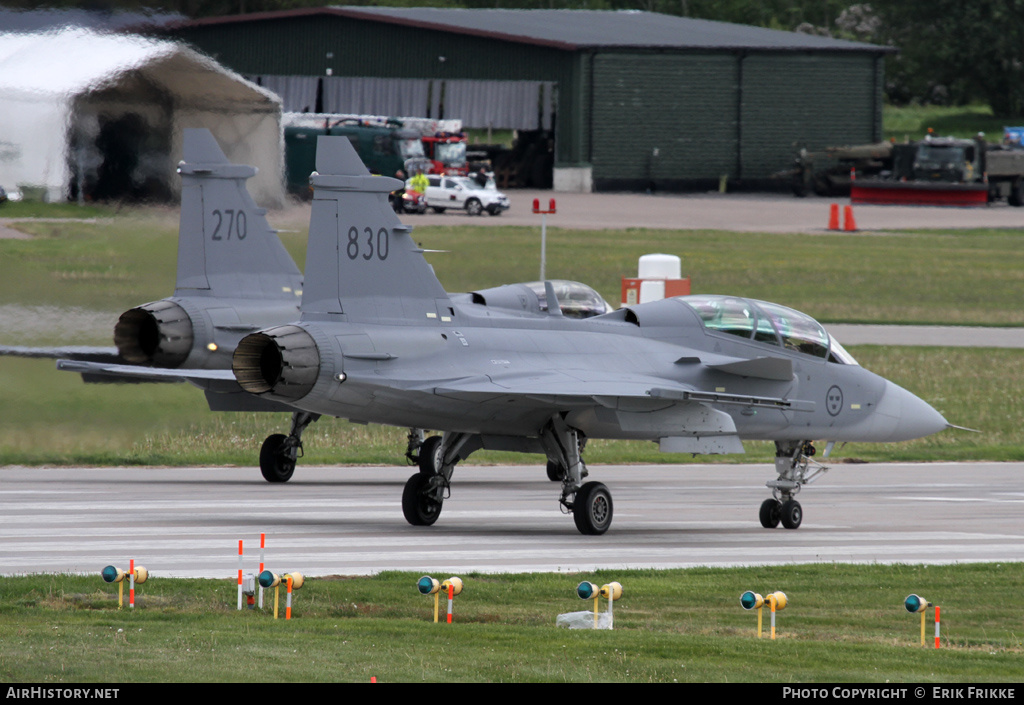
527, 280, 613, 319
680, 295, 857, 364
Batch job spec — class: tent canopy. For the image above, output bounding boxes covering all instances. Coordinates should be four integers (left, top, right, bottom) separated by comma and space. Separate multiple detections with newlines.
0, 28, 284, 205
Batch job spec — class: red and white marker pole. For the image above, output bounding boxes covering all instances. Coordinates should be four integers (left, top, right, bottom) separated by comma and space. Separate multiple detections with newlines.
237, 540, 243, 611
935, 606, 941, 649
129, 559, 136, 609
446, 582, 454, 624
258, 533, 266, 609
532, 198, 556, 281
286, 575, 293, 621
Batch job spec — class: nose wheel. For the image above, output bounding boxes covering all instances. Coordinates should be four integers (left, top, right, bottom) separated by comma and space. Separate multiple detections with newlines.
759, 498, 802, 529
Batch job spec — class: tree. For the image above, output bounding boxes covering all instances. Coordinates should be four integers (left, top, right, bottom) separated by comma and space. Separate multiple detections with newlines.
873, 0, 1024, 115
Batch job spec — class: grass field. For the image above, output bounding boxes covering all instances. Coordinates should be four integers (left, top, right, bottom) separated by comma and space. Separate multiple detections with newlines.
883, 103, 1024, 142
1, 564, 1021, 682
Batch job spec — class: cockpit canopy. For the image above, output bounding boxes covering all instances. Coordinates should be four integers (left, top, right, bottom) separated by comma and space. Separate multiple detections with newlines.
679, 295, 858, 364
467, 279, 613, 319
525, 280, 614, 319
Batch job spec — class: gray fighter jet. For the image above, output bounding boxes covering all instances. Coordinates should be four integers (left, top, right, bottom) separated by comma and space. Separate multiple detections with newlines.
215, 135, 950, 535
60, 135, 951, 534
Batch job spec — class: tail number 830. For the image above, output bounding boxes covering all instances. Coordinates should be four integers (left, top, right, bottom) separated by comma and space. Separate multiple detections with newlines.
346, 226, 390, 261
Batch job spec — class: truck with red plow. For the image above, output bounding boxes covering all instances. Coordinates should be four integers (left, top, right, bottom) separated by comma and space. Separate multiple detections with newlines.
791, 130, 1024, 207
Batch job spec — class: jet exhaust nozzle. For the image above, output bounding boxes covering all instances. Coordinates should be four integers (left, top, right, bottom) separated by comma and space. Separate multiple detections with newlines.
114, 300, 194, 367
233, 325, 320, 401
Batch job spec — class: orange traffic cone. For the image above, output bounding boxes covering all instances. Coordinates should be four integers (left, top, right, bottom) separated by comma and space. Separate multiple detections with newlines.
828, 203, 840, 230
843, 205, 857, 232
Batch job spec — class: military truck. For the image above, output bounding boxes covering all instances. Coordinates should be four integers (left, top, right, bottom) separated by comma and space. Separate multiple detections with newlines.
851, 134, 1024, 207
789, 131, 1024, 206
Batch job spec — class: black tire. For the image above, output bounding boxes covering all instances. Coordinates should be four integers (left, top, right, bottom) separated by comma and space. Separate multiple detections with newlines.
780, 499, 803, 530
418, 435, 443, 475
1009, 178, 1023, 207
259, 433, 296, 483
759, 498, 781, 528
573, 481, 613, 535
402, 473, 443, 526
465, 198, 483, 216
545, 460, 565, 482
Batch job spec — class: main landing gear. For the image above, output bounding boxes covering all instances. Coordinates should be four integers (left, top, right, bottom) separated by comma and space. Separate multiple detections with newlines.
759, 440, 828, 530
400, 430, 472, 527
259, 412, 320, 483
541, 417, 610, 535
400, 418, 613, 535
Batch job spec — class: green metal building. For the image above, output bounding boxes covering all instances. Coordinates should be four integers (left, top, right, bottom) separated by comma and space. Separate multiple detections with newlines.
160, 7, 892, 192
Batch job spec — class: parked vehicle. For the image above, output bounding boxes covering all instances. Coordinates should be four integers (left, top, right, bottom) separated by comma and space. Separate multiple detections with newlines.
424, 174, 510, 216
787, 128, 1024, 206
391, 187, 428, 215
851, 132, 1024, 207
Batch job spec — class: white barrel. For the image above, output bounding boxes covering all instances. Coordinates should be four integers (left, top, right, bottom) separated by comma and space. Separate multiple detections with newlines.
637, 254, 681, 280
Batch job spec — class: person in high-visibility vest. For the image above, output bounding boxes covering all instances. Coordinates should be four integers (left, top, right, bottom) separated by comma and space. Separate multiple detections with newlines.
408, 169, 428, 195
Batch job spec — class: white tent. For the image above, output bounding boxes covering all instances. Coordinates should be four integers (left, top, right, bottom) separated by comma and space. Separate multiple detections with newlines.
0, 28, 284, 206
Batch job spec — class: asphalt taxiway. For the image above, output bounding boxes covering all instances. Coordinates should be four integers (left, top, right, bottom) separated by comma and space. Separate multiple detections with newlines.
2, 462, 1022, 578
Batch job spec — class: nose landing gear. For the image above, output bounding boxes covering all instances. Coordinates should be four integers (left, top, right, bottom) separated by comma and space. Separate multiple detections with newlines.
760, 441, 829, 530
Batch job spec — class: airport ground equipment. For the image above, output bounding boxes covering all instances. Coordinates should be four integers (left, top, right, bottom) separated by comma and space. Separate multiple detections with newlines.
259, 570, 305, 620
791, 130, 1024, 207
905, 594, 941, 648
741, 590, 787, 639
621, 253, 690, 307
417, 575, 463, 623
532, 197, 556, 280
101, 560, 148, 609
557, 580, 622, 629
788, 128, 1024, 207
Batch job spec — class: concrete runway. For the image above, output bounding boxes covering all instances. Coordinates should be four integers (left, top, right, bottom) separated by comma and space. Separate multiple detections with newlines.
3, 462, 1022, 578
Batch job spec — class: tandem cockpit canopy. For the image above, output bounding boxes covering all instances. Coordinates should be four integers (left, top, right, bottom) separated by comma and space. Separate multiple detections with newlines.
679, 295, 858, 365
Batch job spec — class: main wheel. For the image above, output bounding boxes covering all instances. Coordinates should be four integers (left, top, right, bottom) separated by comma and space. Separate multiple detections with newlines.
780, 499, 803, 529
418, 435, 443, 475
465, 198, 483, 216
260, 433, 296, 483
759, 498, 781, 528
573, 481, 613, 535
402, 473, 443, 526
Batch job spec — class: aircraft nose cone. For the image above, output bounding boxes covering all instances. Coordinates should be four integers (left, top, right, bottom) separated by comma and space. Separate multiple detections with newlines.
876, 380, 948, 442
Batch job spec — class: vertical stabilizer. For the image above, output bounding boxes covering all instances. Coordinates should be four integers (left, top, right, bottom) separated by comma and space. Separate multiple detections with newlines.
174, 129, 302, 300
301, 135, 451, 324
